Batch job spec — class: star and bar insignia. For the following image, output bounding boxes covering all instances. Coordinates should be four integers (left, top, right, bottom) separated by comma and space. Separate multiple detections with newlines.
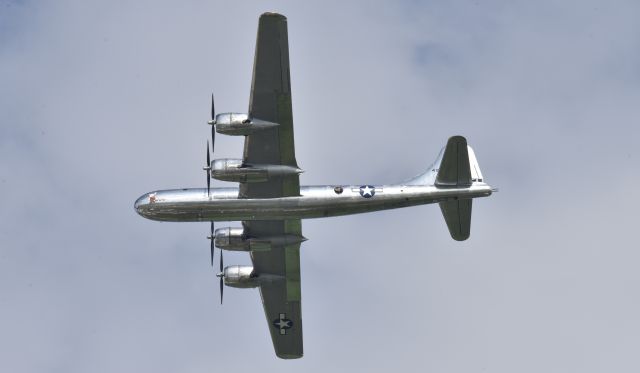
359, 185, 375, 198
272, 313, 293, 335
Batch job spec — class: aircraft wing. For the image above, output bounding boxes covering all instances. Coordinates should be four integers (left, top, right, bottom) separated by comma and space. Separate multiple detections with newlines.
244, 220, 303, 359
240, 13, 303, 359
240, 12, 300, 199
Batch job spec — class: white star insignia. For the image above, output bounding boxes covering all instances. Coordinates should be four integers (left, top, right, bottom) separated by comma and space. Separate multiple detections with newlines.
360, 185, 375, 198
275, 319, 291, 328
273, 314, 293, 335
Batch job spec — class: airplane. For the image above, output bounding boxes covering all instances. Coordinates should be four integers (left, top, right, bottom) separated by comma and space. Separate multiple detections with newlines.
134, 12, 494, 359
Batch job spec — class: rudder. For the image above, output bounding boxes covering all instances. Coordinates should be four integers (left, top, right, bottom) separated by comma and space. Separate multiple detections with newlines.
435, 136, 472, 188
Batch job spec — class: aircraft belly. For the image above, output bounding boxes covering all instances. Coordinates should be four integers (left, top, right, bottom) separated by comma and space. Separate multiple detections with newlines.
136, 185, 492, 222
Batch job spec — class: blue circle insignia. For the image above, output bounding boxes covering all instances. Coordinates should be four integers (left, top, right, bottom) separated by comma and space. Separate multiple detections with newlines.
359, 185, 375, 198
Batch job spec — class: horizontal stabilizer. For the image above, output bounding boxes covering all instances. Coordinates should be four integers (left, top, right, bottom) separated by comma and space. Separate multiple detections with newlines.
440, 199, 472, 241
435, 136, 472, 188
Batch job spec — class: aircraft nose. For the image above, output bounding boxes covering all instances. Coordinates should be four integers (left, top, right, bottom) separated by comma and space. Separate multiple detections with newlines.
134, 193, 148, 215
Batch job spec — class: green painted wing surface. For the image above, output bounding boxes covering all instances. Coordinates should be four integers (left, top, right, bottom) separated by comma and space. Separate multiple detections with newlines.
240, 13, 303, 359
245, 220, 303, 359
240, 12, 300, 199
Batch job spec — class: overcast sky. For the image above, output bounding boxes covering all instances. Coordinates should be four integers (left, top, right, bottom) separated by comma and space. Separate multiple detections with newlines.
2, 0, 640, 372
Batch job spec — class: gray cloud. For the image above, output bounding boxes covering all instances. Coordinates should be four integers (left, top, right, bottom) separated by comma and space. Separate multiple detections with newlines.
1, 0, 639, 371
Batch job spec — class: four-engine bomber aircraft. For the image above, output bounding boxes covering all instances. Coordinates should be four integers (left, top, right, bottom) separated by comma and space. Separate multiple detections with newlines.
134, 12, 494, 359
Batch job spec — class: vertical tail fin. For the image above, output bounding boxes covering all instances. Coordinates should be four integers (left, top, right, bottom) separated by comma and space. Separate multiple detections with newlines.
435, 136, 472, 188
404, 136, 484, 187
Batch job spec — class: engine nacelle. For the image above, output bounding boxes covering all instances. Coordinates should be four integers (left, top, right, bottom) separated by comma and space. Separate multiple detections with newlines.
214, 227, 265, 251
222, 265, 259, 288
211, 113, 279, 136
211, 159, 303, 183
214, 227, 307, 251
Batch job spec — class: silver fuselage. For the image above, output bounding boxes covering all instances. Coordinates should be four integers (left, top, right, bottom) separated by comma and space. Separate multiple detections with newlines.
134, 183, 492, 222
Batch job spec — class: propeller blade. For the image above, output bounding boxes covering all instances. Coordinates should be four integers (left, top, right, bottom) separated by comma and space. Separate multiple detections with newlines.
219, 275, 224, 305
211, 93, 215, 120
219, 250, 224, 304
210, 94, 216, 154
210, 221, 215, 266
206, 140, 211, 165
206, 141, 211, 197
219, 250, 223, 272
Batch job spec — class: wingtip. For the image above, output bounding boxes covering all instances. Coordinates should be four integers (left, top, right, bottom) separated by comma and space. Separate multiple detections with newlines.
261, 12, 286, 19
448, 135, 467, 144
451, 235, 469, 242
276, 352, 303, 359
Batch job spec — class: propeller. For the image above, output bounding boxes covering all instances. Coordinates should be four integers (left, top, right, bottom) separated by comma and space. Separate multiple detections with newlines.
204, 94, 216, 197
205, 142, 211, 196
209, 93, 216, 154
207, 221, 215, 266
216, 250, 224, 304
204, 95, 216, 268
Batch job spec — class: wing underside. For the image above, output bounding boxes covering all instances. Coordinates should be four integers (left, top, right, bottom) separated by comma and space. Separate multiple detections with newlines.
240, 13, 303, 359
241, 12, 299, 200
245, 220, 303, 359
